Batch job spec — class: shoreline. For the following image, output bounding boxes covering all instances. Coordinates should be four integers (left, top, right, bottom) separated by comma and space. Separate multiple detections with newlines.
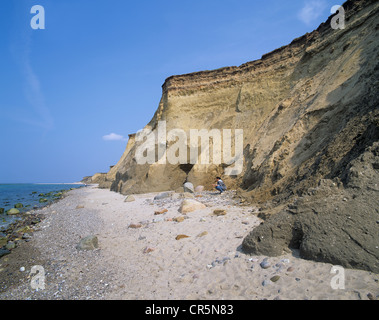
0, 185, 378, 300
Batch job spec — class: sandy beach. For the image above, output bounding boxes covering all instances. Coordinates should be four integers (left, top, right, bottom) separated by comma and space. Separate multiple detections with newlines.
0, 185, 378, 300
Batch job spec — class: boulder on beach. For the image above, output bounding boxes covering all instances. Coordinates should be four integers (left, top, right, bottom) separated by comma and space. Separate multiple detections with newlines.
183, 182, 194, 194
179, 199, 206, 214
124, 195, 136, 202
7, 208, 20, 215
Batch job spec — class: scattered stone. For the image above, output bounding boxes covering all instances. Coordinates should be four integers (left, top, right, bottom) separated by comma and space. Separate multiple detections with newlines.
270, 275, 281, 283
154, 192, 173, 200
287, 267, 295, 272
19, 267, 25, 272
5, 242, 16, 250
124, 195, 136, 202
0, 237, 7, 247
39, 198, 48, 203
195, 186, 204, 192
14, 203, 24, 208
197, 231, 208, 238
154, 209, 168, 215
143, 247, 155, 254
7, 208, 20, 215
153, 217, 164, 223
260, 258, 271, 269
262, 279, 271, 287
76, 205, 84, 209
0, 249, 11, 258
173, 216, 185, 223
183, 182, 195, 193
0, 208, 4, 214
367, 293, 376, 300
179, 199, 206, 214
176, 235, 190, 240
76, 235, 98, 251
213, 209, 227, 216
129, 223, 143, 229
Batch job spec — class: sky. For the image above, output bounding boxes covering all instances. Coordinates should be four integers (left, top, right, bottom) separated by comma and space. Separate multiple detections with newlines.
0, 0, 341, 183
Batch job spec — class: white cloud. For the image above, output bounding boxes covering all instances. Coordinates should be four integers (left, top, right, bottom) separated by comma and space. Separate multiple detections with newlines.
298, 1, 327, 25
102, 133, 127, 141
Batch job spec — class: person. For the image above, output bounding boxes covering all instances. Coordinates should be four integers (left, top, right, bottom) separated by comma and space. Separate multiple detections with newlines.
213, 177, 227, 194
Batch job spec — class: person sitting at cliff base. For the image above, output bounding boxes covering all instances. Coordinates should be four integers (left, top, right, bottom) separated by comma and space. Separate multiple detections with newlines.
213, 177, 227, 194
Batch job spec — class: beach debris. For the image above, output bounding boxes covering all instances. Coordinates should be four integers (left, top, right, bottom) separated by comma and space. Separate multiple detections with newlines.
154, 208, 168, 215
124, 195, 136, 202
76, 205, 85, 209
260, 258, 271, 269
176, 234, 190, 240
76, 235, 98, 251
179, 199, 206, 214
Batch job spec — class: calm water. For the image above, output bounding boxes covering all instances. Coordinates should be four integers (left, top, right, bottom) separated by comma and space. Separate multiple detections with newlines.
0, 183, 84, 231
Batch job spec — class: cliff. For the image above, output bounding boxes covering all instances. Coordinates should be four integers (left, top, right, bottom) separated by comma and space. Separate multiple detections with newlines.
99, 0, 379, 272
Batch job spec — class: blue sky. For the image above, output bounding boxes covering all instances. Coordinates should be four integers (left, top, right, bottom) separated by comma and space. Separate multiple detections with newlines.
0, 0, 341, 183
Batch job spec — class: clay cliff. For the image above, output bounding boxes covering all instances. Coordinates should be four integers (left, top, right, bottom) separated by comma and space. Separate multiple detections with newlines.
98, 0, 379, 272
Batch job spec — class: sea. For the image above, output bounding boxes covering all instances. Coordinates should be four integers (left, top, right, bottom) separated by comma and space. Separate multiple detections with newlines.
0, 183, 84, 231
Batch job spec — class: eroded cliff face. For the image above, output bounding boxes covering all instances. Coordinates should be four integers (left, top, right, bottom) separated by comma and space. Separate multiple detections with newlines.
105, 0, 378, 200
99, 0, 379, 271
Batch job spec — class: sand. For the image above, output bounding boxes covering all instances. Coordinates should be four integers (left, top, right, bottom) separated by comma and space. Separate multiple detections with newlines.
0, 185, 378, 300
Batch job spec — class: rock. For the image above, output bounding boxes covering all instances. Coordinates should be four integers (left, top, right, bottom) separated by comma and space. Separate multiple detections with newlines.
154, 209, 168, 215
20, 267, 25, 272
0, 237, 7, 247
129, 223, 143, 229
179, 199, 206, 214
14, 203, 23, 208
5, 242, 16, 250
183, 182, 195, 194
173, 216, 185, 223
262, 279, 271, 287
76, 205, 85, 209
176, 235, 190, 240
287, 267, 295, 272
197, 231, 208, 238
195, 186, 205, 192
260, 258, 271, 269
270, 275, 281, 283
76, 235, 99, 251
154, 192, 173, 200
0, 249, 11, 258
39, 198, 48, 203
7, 208, 20, 215
143, 247, 155, 254
213, 209, 227, 216
124, 195, 136, 202
0, 208, 4, 214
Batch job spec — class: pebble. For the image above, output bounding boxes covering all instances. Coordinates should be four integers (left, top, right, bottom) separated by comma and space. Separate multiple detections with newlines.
260, 258, 271, 269
270, 275, 280, 283
262, 279, 271, 287
19, 267, 25, 272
